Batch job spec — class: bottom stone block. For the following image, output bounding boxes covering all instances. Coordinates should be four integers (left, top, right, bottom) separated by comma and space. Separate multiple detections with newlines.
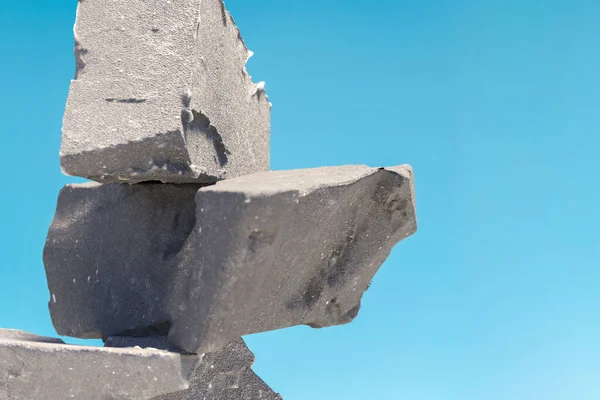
0, 329, 197, 400
0, 329, 281, 400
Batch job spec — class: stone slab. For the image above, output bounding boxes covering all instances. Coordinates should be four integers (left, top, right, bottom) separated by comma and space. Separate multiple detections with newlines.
106, 336, 282, 400
61, 0, 270, 183
0, 329, 198, 400
44, 165, 417, 353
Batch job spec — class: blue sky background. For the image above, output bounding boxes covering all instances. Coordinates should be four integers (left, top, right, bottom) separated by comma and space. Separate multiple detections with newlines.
1, 0, 599, 399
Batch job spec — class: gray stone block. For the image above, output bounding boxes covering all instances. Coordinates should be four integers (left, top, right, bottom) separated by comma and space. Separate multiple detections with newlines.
106, 336, 282, 400
61, 0, 270, 183
0, 329, 198, 400
44, 182, 203, 341
44, 165, 417, 353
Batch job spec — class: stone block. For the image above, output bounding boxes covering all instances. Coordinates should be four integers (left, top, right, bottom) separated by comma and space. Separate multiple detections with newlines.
0, 329, 197, 400
44, 165, 417, 353
61, 0, 270, 183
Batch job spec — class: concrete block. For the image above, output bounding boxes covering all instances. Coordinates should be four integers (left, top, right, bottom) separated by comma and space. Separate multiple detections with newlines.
44, 165, 417, 353
0, 329, 198, 400
61, 0, 270, 183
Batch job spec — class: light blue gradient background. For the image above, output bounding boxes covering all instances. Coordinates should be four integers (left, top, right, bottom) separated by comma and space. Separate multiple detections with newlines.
1, 1, 599, 399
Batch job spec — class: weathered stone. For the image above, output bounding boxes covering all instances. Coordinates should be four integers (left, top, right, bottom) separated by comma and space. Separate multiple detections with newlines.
61, 0, 270, 183
0, 329, 198, 400
106, 336, 282, 400
44, 165, 417, 353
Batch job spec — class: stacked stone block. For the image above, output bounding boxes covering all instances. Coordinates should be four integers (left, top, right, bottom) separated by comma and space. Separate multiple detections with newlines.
0, 1, 417, 399
61, 0, 270, 183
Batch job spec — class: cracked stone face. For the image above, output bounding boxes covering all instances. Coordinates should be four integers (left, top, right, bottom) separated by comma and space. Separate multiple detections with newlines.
105, 336, 282, 400
0, 329, 198, 400
61, 0, 270, 183
44, 165, 417, 353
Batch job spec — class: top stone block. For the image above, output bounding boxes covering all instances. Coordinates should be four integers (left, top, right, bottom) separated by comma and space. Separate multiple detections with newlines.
61, 0, 270, 183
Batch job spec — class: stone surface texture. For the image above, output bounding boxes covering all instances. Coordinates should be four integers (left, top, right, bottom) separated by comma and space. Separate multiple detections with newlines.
44, 165, 417, 353
106, 336, 282, 400
61, 0, 270, 183
0, 329, 198, 400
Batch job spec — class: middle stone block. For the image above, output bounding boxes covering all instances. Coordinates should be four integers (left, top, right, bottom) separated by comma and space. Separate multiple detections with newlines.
44, 165, 416, 353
